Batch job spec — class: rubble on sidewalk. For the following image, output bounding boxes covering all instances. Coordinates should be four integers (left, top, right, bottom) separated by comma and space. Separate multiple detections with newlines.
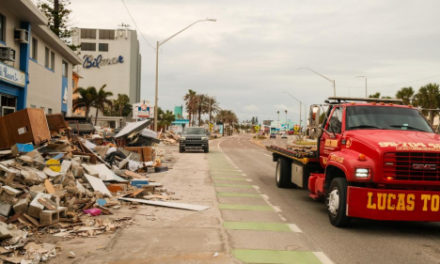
0, 109, 181, 263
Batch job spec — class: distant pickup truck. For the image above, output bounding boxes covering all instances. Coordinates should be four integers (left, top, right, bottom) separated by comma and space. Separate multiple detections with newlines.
179, 127, 209, 153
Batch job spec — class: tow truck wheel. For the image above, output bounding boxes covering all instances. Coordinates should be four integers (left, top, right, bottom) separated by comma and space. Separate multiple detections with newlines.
275, 158, 292, 188
179, 146, 184, 153
327, 177, 350, 227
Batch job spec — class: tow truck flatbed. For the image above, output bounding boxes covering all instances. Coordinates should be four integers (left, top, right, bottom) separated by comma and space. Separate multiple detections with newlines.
266, 145, 318, 165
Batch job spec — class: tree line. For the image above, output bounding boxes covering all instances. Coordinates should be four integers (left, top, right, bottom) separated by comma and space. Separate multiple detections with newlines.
73, 85, 132, 124
370, 83, 440, 123
184, 89, 238, 127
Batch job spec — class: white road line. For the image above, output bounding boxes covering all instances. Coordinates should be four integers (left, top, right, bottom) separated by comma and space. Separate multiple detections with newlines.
288, 224, 303, 233
279, 215, 287, 222
260, 194, 282, 213
246, 179, 253, 182
313, 252, 334, 264
252, 185, 261, 192
263, 154, 271, 157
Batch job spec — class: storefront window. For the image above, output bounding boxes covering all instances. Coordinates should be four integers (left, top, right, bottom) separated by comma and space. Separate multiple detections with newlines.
0, 95, 16, 116
1, 96, 16, 107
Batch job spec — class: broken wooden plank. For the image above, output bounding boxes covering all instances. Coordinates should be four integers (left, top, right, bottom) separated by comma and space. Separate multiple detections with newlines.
128, 189, 145, 198
118, 197, 209, 211
44, 179, 55, 194
124, 170, 146, 179
84, 174, 112, 197
22, 214, 40, 227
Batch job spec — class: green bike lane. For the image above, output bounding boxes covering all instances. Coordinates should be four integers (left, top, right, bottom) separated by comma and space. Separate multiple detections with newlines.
208, 144, 333, 264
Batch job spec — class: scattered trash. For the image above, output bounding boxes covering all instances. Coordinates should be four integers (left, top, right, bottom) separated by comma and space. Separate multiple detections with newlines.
83, 208, 102, 216
0, 109, 179, 263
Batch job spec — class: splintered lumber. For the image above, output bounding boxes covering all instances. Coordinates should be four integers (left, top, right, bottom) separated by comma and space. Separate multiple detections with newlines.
84, 174, 112, 197
118, 197, 209, 211
44, 179, 55, 194
124, 170, 146, 179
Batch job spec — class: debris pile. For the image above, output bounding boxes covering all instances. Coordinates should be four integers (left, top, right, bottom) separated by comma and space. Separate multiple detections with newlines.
0, 109, 186, 263
158, 131, 179, 145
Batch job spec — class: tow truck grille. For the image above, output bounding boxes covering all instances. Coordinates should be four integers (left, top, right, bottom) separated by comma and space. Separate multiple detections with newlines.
383, 152, 440, 181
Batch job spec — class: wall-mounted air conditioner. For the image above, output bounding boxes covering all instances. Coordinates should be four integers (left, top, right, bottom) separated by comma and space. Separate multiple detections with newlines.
14, 29, 29, 44
0, 47, 16, 62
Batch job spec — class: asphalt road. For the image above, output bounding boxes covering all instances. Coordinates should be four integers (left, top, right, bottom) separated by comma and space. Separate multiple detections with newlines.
218, 134, 440, 264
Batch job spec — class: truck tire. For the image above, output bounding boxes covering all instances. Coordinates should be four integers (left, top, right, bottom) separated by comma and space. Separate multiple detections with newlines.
204, 147, 209, 153
179, 146, 184, 153
327, 177, 350, 227
275, 158, 292, 188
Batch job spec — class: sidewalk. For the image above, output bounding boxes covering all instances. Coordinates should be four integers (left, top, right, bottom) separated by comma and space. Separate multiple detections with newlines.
49, 143, 235, 264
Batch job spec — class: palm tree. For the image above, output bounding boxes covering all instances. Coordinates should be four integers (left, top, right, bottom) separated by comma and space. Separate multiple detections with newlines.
157, 107, 176, 130
206, 96, 219, 124
93, 84, 113, 125
184, 89, 197, 126
72, 86, 96, 118
396, 87, 414, 105
413, 83, 440, 124
196, 94, 209, 126
113, 94, 132, 116
216, 109, 238, 136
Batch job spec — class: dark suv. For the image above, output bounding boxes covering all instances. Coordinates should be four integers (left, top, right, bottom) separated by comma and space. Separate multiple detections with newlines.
179, 127, 209, 153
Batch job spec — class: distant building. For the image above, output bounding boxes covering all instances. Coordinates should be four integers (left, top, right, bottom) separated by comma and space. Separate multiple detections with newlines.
72, 27, 141, 104
0, 0, 81, 116
174, 106, 183, 119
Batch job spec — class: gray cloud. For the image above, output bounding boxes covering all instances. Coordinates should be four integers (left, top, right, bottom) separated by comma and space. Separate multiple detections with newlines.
69, 0, 440, 123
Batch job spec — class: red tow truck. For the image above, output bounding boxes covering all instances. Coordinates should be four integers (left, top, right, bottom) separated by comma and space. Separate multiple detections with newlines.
268, 97, 440, 227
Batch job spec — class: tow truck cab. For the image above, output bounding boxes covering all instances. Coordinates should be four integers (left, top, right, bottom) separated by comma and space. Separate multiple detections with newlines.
272, 97, 440, 227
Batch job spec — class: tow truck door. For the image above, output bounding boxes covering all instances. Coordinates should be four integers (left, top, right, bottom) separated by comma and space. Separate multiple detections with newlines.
319, 106, 344, 167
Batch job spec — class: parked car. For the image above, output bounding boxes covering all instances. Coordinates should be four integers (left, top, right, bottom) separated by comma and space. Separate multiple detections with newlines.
281, 133, 288, 139
179, 127, 209, 153
270, 133, 276, 139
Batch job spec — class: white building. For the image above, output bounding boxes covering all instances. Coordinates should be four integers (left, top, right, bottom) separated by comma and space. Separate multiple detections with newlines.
72, 27, 141, 103
0, 0, 81, 116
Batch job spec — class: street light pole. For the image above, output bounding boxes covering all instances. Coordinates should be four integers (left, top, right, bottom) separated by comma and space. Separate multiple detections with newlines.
153, 18, 216, 132
356, 75, 368, 98
284, 91, 302, 129
298, 67, 336, 96
154, 41, 159, 131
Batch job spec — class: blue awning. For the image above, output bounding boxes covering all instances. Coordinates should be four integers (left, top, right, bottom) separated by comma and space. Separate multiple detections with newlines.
172, 119, 190, 125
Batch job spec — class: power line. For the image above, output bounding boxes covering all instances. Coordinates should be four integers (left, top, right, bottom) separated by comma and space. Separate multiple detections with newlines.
120, 0, 155, 50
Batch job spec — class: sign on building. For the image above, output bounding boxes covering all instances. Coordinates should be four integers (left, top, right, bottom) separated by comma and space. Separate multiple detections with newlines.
0, 62, 25, 87
133, 101, 154, 120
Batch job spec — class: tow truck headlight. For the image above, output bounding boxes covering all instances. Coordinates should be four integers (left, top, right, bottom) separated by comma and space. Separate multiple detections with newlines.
355, 168, 370, 178
202, 136, 208, 140
180, 137, 186, 141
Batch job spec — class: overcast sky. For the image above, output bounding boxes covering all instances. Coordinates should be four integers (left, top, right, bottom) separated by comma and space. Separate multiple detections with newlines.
66, 0, 440, 123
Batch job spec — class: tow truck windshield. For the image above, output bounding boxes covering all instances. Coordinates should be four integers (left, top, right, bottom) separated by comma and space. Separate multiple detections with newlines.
346, 106, 433, 133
